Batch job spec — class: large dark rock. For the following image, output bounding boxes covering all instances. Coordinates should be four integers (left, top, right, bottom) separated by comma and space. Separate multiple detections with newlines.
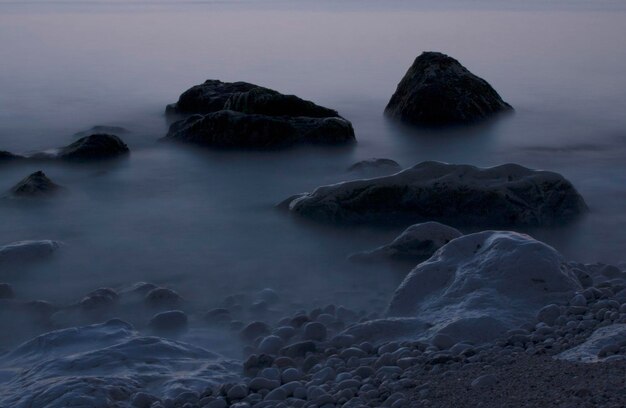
385, 52, 512, 126
57, 134, 129, 160
166, 80, 258, 114
74, 126, 129, 138
0, 151, 24, 162
281, 161, 587, 227
164, 110, 354, 149
7, 171, 63, 198
166, 79, 339, 118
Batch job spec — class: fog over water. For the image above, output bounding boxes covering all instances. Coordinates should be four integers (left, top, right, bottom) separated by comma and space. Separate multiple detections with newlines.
1, 0, 626, 350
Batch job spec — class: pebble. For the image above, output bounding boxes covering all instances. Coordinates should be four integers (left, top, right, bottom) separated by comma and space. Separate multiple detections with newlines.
303, 322, 327, 341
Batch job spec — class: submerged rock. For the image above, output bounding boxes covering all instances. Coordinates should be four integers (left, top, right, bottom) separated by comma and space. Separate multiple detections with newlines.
164, 110, 354, 148
386, 231, 581, 344
349, 221, 462, 263
0, 240, 61, 264
385, 51, 512, 125
74, 126, 129, 138
57, 134, 129, 160
282, 161, 587, 227
6, 171, 64, 198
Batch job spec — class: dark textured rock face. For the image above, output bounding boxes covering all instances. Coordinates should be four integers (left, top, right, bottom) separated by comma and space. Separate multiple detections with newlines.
282, 161, 588, 227
8, 171, 63, 198
166, 80, 258, 114
58, 134, 129, 160
385, 52, 512, 125
164, 110, 355, 149
167, 79, 339, 118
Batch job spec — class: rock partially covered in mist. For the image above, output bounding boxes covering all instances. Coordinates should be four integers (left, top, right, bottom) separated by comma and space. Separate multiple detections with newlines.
57, 134, 129, 160
6, 171, 64, 198
0, 150, 25, 162
167, 79, 339, 118
347, 158, 402, 177
73, 126, 129, 138
144, 287, 182, 309
0, 240, 61, 264
166, 80, 259, 114
387, 231, 581, 344
283, 161, 587, 227
148, 310, 189, 333
385, 52, 512, 125
349, 221, 462, 263
80, 288, 119, 310
164, 110, 355, 149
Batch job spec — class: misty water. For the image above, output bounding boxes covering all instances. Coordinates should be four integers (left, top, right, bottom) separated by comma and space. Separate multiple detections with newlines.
1, 0, 626, 356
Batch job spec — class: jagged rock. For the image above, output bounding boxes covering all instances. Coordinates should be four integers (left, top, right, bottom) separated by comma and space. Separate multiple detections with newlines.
385, 52, 512, 125
6, 171, 63, 198
166, 80, 259, 114
282, 161, 587, 227
163, 110, 354, 148
57, 134, 129, 160
349, 221, 462, 263
386, 231, 581, 344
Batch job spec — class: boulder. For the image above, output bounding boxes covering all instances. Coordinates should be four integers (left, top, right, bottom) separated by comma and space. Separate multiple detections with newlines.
57, 134, 129, 160
0, 151, 24, 162
385, 52, 512, 125
166, 79, 338, 118
349, 221, 462, 263
6, 171, 64, 198
0, 240, 61, 264
386, 231, 581, 344
556, 324, 626, 362
282, 161, 587, 227
163, 110, 354, 149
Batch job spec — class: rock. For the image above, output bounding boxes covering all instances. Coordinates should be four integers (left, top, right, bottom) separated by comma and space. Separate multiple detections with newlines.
0, 150, 25, 162
74, 126, 129, 138
148, 310, 189, 333
387, 231, 581, 344
131, 392, 159, 408
303, 322, 327, 341
6, 171, 64, 198
282, 161, 587, 227
163, 110, 354, 149
57, 134, 129, 160
240, 321, 270, 342
471, 374, 497, 389
0, 240, 61, 264
384, 51, 512, 126
280, 341, 317, 358
536, 304, 561, 326
431, 333, 455, 350
349, 222, 462, 263
144, 287, 182, 309
248, 377, 280, 391
556, 324, 626, 362
0, 283, 15, 299
227, 384, 248, 400
80, 288, 119, 310
347, 158, 401, 176
166, 79, 339, 118
570, 294, 587, 307
258, 335, 285, 355
204, 308, 231, 325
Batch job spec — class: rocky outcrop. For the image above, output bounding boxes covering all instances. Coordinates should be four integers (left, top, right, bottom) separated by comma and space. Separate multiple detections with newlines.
282, 161, 587, 227
164, 110, 354, 149
347, 158, 401, 177
385, 52, 512, 126
6, 171, 63, 198
74, 126, 129, 138
349, 221, 462, 263
165, 80, 354, 148
57, 134, 129, 160
386, 231, 581, 344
